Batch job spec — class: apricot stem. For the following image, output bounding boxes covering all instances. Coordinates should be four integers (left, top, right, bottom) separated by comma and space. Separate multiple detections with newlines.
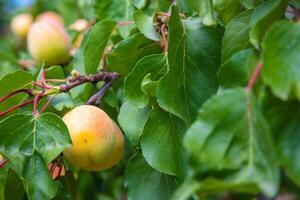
247, 62, 263, 91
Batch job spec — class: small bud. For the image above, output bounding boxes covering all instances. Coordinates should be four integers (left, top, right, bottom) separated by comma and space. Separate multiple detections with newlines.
36, 11, 64, 27
69, 19, 90, 32
10, 13, 33, 39
71, 69, 80, 77
27, 21, 72, 66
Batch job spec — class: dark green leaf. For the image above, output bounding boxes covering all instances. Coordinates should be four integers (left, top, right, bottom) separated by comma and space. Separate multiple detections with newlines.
124, 54, 167, 107
107, 33, 162, 76
239, 0, 263, 8
213, 0, 241, 24
4, 168, 25, 200
125, 153, 177, 200
84, 20, 117, 74
184, 88, 279, 197
158, 6, 223, 124
218, 49, 257, 88
0, 113, 72, 199
141, 108, 186, 177
222, 10, 253, 62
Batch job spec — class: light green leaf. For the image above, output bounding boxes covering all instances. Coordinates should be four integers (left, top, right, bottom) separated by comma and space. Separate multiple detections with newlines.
222, 10, 253, 62
158, 6, 223, 124
124, 54, 167, 107
107, 33, 162, 76
84, 20, 117, 74
118, 102, 149, 146
134, 10, 160, 41
184, 88, 279, 197
239, 0, 263, 8
262, 20, 300, 101
0, 70, 33, 113
213, 0, 241, 24
249, 0, 288, 47
185, 0, 217, 25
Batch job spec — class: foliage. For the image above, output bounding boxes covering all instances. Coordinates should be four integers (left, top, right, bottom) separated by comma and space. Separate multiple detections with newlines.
0, 0, 300, 199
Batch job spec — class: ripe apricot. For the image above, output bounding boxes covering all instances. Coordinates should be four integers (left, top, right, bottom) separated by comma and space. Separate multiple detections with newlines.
36, 11, 64, 27
27, 21, 71, 66
10, 13, 33, 39
63, 105, 124, 171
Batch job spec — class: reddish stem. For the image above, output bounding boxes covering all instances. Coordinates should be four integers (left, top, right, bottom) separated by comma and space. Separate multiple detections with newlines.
0, 159, 8, 169
118, 21, 134, 26
33, 93, 44, 117
0, 99, 35, 117
0, 89, 33, 103
40, 96, 55, 113
247, 62, 263, 91
161, 24, 168, 53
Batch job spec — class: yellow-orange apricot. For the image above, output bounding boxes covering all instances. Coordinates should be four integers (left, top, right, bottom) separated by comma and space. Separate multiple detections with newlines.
36, 11, 64, 27
27, 21, 71, 66
63, 105, 124, 171
10, 13, 33, 39
69, 19, 90, 32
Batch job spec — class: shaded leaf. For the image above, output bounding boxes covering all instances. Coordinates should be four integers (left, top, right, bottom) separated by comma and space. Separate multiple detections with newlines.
184, 88, 279, 197
125, 153, 177, 200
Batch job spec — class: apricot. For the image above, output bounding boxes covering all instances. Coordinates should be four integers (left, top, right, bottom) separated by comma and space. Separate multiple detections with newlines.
36, 11, 64, 27
27, 21, 71, 66
69, 19, 90, 32
0, 154, 2, 160
63, 105, 124, 171
10, 13, 33, 39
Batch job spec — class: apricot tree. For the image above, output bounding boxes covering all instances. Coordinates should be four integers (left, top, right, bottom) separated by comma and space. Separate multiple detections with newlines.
0, 0, 300, 200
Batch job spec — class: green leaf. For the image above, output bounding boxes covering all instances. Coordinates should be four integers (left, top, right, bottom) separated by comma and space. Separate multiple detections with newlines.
239, 0, 263, 8
107, 33, 162, 76
93, 0, 134, 22
124, 54, 167, 107
0, 113, 72, 199
0, 70, 33, 112
184, 88, 279, 197
249, 0, 288, 47
118, 102, 149, 146
133, 10, 160, 41
2, 168, 25, 200
213, 0, 241, 24
218, 49, 257, 88
262, 21, 300, 101
125, 153, 177, 200
276, 108, 300, 187
84, 20, 117, 74
158, 6, 223, 124
184, 0, 217, 26
52, 93, 76, 111
141, 108, 186, 177
36, 66, 64, 81
222, 10, 253, 62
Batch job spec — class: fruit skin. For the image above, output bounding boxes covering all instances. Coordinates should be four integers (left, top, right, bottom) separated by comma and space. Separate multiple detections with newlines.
0, 154, 2, 160
27, 21, 71, 66
10, 13, 33, 39
36, 11, 64, 27
69, 19, 90, 32
63, 105, 124, 171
